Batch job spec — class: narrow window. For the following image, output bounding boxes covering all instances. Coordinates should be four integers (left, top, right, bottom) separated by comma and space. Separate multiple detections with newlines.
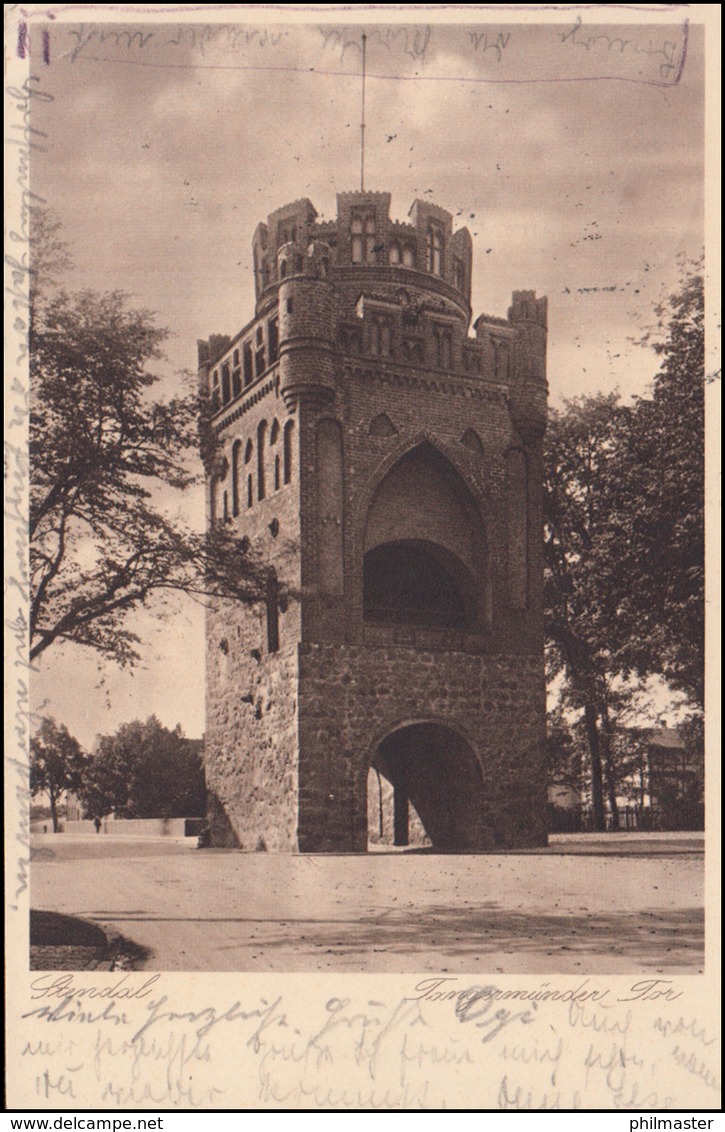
283, 420, 294, 484
365, 214, 376, 262
351, 216, 363, 264
243, 343, 253, 386
427, 226, 443, 275
389, 243, 401, 264
211, 371, 220, 412
221, 362, 231, 404
434, 328, 451, 369
268, 318, 279, 365
245, 442, 254, 509
494, 342, 509, 380
257, 421, 267, 500
270, 420, 280, 490
266, 570, 280, 654
231, 440, 242, 517
433, 229, 442, 275
402, 243, 415, 268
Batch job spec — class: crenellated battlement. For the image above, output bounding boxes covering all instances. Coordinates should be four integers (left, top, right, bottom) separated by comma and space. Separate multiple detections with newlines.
509, 290, 548, 327
248, 192, 474, 309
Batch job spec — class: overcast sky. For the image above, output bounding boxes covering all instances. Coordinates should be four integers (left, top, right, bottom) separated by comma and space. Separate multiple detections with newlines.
25, 12, 705, 747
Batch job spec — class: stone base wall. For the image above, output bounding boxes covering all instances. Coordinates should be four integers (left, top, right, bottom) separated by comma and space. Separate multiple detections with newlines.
205, 640, 300, 850
297, 643, 548, 852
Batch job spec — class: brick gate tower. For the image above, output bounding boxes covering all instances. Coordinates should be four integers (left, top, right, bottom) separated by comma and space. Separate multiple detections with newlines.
199, 192, 548, 851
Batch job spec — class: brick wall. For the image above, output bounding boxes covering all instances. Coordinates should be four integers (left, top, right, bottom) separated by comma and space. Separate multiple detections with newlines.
204, 374, 302, 850
202, 192, 548, 853
297, 645, 547, 851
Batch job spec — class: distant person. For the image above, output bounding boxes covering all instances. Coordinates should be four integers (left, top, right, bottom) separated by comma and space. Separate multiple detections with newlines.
94, 816, 102, 834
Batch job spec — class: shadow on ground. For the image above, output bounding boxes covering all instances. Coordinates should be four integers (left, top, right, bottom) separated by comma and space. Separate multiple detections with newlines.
80, 904, 703, 971
30, 910, 151, 971
31, 909, 107, 947
234, 903, 704, 969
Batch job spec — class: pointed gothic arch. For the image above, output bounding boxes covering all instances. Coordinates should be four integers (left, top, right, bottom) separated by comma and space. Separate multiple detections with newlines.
359, 439, 489, 633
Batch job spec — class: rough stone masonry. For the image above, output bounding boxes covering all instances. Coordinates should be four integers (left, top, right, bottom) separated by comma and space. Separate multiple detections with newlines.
199, 191, 548, 852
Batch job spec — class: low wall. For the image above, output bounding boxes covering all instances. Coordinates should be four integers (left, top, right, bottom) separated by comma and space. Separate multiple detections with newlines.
34, 818, 205, 838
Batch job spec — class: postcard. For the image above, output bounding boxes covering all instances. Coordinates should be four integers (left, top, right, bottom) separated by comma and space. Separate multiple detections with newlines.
5, 3, 720, 1112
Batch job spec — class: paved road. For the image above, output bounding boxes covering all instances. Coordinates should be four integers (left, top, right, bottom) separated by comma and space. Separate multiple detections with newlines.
30, 833, 704, 974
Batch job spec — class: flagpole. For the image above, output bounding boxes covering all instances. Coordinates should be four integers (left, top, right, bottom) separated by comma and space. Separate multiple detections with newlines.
360, 32, 367, 191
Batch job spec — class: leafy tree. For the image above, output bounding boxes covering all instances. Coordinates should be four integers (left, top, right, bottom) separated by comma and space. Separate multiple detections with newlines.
29, 211, 270, 668
30, 718, 87, 832
544, 264, 705, 827
544, 392, 632, 829
80, 716, 206, 819
546, 706, 587, 797
605, 264, 705, 706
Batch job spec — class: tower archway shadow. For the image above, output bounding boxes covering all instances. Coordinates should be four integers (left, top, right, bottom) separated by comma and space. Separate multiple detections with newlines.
368, 722, 495, 852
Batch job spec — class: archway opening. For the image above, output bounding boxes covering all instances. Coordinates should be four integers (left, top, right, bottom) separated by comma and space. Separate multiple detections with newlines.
366, 762, 431, 849
363, 443, 486, 632
363, 540, 472, 628
367, 723, 492, 851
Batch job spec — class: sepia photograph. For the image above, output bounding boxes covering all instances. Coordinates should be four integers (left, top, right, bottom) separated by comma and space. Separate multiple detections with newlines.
6, 3, 718, 1113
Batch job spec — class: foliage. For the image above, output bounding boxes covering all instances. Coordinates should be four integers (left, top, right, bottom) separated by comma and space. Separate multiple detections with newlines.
543, 393, 631, 828
30, 717, 87, 832
604, 265, 705, 706
543, 263, 705, 825
80, 716, 207, 819
29, 207, 74, 306
29, 211, 271, 668
546, 706, 587, 796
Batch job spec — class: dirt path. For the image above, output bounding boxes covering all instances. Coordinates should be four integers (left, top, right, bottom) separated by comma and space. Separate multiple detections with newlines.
30, 834, 704, 974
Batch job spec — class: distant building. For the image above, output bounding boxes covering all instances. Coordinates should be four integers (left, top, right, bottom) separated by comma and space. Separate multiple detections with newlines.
65, 792, 84, 822
648, 727, 704, 830
199, 191, 549, 852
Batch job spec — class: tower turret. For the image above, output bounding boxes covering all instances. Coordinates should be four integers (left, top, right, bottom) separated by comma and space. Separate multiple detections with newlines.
278, 243, 337, 410
508, 290, 548, 442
